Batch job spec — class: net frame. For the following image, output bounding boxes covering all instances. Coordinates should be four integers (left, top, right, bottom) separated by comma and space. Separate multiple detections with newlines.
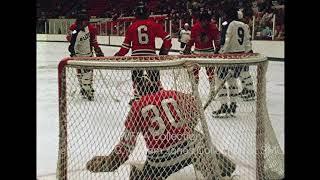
57, 53, 283, 180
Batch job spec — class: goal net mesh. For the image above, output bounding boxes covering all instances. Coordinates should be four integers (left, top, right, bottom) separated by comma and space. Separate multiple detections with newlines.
57, 53, 284, 180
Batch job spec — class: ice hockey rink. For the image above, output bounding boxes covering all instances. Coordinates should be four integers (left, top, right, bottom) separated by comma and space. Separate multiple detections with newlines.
36, 41, 284, 179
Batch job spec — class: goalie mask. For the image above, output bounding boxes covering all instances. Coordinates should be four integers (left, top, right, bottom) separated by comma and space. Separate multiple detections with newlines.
134, 70, 160, 96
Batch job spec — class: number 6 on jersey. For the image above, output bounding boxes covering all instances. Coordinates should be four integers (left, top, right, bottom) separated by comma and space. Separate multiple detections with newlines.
137, 25, 149, 44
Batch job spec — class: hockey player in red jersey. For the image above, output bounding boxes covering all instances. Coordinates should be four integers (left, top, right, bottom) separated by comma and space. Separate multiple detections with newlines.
183, 12, 220, 93
86, 64, 236, 179
114, 1, 172, 104
66, 9, 104, 101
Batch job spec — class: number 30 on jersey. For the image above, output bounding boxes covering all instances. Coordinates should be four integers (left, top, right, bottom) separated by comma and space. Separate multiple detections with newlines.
141, 98, 184, 136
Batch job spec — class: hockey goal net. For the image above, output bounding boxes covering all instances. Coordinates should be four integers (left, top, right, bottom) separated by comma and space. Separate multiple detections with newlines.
57, 53, 284, 180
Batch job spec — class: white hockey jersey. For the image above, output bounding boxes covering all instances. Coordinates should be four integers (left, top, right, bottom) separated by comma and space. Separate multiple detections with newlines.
70, 26, 93, 57
220, 20, 252, 53
179, 29, 191, 43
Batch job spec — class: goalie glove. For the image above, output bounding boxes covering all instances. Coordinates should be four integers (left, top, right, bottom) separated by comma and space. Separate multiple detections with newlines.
86, 151, 128, 172
94, 47, 104, 57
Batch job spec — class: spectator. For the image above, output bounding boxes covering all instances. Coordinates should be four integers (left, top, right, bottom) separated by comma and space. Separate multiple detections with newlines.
36, 0, 284, 40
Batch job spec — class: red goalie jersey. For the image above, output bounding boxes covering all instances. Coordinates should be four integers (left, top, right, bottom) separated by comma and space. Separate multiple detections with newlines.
115, 19, 172, 56
122, 90, 199, 151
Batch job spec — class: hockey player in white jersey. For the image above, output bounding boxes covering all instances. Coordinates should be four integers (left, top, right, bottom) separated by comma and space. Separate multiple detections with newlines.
213, 8, 252, 117
67, 9, 104, 101
178, 23, 191, 54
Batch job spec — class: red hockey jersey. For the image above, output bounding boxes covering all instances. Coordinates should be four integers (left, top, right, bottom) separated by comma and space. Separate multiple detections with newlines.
115, 19, 172, 56
124, 90, 199, 150
188, 21, 221, 52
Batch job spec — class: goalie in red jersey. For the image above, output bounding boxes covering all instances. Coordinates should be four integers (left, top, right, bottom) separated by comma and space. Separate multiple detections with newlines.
114, 1, 172, 105
86, 64, 236, 180
183, 12, 221, 95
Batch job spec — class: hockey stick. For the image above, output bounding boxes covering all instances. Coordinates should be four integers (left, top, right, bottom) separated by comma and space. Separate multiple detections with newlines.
97, 69, 121, 102
203, 69, 234, 110
184, 62, 220, 179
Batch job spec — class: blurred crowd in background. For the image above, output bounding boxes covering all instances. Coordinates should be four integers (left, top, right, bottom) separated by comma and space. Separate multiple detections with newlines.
37, 0, 284, 40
